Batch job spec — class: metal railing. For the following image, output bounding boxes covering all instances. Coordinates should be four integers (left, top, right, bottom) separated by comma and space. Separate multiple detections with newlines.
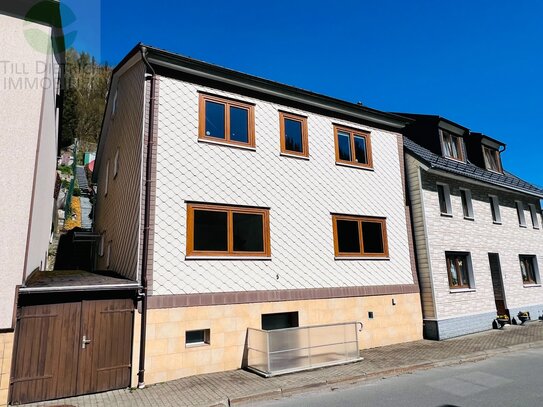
247, 321, 363, 377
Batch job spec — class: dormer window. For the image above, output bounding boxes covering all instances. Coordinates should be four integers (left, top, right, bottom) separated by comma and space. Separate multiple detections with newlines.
440, 130, 464, 161
482, 146, 502, 173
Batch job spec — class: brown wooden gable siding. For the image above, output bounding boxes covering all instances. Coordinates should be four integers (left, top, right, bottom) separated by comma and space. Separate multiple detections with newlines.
94, 61, 146, 281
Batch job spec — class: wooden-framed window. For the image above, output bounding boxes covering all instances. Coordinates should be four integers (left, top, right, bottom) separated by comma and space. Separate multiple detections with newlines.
332, 214, 388, 258
529, 204, 540, 229
279, 111, 309, 158
489, 195, 501, 224
440, 129, 464, 161
482, 146, 502, 173
186, 203, 270, 257
334, 125, 373, 169
459, 188, 474, 219
437, 183, 452, 216
446, 252, 473, 289
519, 255, 540, 285
198, 93, 255, 147
516, 201, 527, 227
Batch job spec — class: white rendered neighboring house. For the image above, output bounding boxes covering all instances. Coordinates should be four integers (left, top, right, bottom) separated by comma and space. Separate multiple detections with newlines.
0, 0, 64, 404
93, 44, 423, 386
400, 113, 543, 340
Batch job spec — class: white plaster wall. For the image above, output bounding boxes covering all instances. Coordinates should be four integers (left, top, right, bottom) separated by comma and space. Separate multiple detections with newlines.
25, 45, 60, 277
420, 169, 543, 320
152, 77, 415, 295
0, 14, 51, 328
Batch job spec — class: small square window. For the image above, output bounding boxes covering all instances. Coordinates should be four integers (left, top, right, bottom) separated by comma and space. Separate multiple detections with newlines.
279, 112, 309, 158
261, 312, 299, 330
198, 94, 255, 147
529, 204, 540, 229
460, 188, 474, 219
440, 130, 464, 161
516, 201, 527, 227
185, 329, 210, 346
446, 252, 473, 289
489, 195, 501, 224
482, 146, 502, 173
334, 125, 373, 169
113, 148, 120, 179
519, 255, 540, 285
437, 183, 452, 216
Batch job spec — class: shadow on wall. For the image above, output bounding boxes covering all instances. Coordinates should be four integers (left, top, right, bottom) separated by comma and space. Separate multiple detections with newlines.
54, 227, 93, 270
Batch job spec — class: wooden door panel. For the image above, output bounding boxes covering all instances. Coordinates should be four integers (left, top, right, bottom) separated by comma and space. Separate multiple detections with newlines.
10, 302, 81, 405
77, 299, 134, 394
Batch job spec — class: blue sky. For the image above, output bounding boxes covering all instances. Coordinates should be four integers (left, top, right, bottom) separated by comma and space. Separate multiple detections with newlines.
66, 0, 543, 186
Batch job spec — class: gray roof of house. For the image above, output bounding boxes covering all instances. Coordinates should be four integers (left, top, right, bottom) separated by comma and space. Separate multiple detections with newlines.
404, 137, 543, 198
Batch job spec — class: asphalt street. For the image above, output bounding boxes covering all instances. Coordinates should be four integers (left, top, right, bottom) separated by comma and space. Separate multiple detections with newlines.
259, 347, 543, 407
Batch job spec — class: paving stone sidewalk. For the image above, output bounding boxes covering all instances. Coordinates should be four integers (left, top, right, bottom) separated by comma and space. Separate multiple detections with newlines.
27, 322, 543, 407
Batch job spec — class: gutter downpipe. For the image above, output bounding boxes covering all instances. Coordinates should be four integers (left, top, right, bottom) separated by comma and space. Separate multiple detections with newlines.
138, 46, 156, 389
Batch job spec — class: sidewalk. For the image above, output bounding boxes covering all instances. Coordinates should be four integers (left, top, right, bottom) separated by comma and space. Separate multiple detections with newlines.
27, 322, 543, 407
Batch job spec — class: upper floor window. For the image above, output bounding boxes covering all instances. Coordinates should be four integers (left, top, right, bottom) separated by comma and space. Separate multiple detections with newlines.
112, 89, 119, 118
446, 252, 473, 289
440, 130, 464, 161
482, 146, 502, 173
529, 204, 540, 229
519, 255, 540, 285
460, 188, 474, 219
516, 201, 527, 227
104, 160, 110, 197
113, 148, 120, 179
279, 111, 309, 158
198, 93, 255, 147
186, 203, 270, 257
334, 125, 373, 169
437, 183, 452, 216
489, 195, 501, 224
332, 214, 388, 258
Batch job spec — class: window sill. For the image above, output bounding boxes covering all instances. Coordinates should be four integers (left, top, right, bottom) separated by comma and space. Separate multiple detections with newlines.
493, 221, 502, 225
334, 256, 390, 261
185, 256, 272, 261
449, 288, 476, 293
440, 213, 453, 218
523, 284, 541, 288
198, 138, 256, 151
464, 216, 475, 221
335, 162, 374, 171
533, 227, 540, 230
519, 224, 528, 228
280, 152, 310, 161
185, 342, 210, 349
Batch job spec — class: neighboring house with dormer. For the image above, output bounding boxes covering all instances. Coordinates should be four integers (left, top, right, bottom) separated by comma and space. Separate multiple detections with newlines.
399, 113, 543, 340
92, 44, 423, 387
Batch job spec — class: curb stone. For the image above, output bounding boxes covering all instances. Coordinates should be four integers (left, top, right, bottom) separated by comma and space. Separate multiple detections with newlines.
229, 340, 543, 406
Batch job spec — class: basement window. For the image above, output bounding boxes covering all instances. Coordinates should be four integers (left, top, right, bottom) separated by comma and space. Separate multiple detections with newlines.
185, 329, 211, 347
262, 312, 299, 330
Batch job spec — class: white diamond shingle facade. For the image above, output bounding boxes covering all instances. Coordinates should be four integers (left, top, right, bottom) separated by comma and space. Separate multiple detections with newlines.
152, 77, 415, 295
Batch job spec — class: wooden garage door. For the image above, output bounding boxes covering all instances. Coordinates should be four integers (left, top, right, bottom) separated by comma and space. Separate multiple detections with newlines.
10, 299, 134, 405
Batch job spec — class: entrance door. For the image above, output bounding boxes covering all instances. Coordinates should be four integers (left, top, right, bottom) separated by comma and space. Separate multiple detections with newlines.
488, 253, 507, 315
10, 298, 134, 404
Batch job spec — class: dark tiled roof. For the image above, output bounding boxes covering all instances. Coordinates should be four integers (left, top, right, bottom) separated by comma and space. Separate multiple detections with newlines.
404, 137, 543, 197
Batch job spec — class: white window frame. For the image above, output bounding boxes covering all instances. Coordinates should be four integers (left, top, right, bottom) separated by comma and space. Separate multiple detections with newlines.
104, 160, 109, 197
436, 182, 453, 216
106, 241, 111, 269
459, 188, 474, 220
113, 148, 120, 179
98, 233, 105, 257
529, 204, 540, 229
489, 195, 501, 224
516, 201, 527, 227
185, 329, 211, 347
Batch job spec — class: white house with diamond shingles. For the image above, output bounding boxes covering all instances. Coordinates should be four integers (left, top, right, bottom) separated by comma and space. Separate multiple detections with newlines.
399, 113, 543, 340
93, 44, 422, 386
